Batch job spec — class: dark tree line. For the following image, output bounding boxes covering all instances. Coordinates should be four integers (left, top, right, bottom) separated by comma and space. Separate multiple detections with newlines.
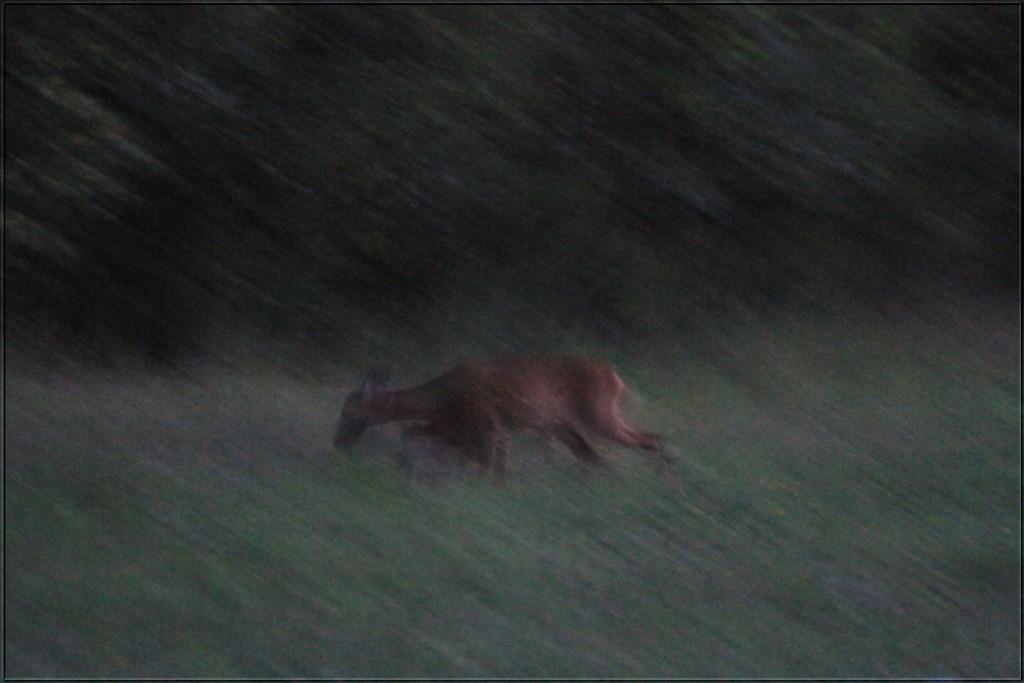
5, 5, 1020, 363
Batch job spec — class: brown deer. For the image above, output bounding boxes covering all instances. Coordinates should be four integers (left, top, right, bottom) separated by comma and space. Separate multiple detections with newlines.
333, 354, 671, 478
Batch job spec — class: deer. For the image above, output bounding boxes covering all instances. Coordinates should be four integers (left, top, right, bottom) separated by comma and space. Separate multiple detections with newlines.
333, 354, 671, 479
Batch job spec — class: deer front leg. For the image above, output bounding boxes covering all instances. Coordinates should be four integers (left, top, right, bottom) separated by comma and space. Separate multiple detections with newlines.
550, 424, 603, 467
400, 423, 463, 482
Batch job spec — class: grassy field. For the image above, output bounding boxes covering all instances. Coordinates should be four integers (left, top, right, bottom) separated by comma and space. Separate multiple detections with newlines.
5, 305, 1020, 678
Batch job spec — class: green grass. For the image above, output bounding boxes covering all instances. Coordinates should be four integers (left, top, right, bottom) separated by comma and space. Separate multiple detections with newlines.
5, 308, 1020, 677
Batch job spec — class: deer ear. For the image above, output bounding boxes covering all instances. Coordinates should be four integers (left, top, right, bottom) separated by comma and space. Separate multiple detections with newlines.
362, 365, 390, 397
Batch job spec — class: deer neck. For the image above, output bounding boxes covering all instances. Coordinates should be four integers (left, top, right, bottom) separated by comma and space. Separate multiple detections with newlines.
373, 386, 435, 423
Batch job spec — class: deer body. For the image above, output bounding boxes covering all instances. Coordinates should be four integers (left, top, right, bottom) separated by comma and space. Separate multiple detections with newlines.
334, 354, 669, 477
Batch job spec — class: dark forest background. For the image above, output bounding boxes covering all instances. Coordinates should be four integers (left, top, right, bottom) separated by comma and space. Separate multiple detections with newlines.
6, 4, 1020, 366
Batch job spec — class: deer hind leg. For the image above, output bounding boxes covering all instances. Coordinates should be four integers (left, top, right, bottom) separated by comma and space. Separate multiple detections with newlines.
550, 424, 604, 467
587, 403, 674, 468
489, 431, 509, 477
606, 424, 674, 472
